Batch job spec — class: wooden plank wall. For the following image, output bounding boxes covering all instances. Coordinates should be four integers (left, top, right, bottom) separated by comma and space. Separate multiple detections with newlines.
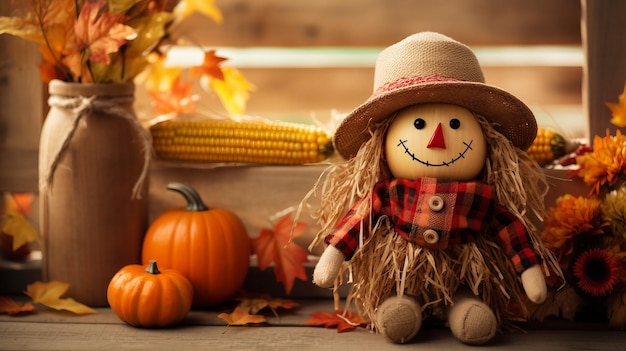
174, 0, 581, 47
582, 0, 626, 138
162, 0, 583, 131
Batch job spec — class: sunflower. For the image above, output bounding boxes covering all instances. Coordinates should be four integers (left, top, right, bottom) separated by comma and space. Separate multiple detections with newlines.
542, 195, 609, 265
576, 130, 626, 195
602, 185, 626, 237
572, 248, 623, 297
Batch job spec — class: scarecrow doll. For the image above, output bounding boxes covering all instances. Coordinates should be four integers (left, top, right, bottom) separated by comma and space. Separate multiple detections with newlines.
308, 32, 559, 345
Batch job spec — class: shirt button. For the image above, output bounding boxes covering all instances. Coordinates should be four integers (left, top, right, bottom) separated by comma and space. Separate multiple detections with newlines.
428, 195, 444, 212
423, 229, 439, 244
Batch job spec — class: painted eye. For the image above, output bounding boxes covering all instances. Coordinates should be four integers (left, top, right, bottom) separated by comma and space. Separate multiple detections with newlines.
449, 118, 461, 129
414, 118, 426, 130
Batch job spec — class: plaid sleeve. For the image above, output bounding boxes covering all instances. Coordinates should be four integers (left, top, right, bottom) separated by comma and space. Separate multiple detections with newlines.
324, 184, 386, 260
492, 205, 541, 273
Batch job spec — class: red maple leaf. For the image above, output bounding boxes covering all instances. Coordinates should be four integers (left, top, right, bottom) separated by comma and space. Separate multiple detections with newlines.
189, 50, 227, 81
251, 214, 309, 295
304, 310, 369, 333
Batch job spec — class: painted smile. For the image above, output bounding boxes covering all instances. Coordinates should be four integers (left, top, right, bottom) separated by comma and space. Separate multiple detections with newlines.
396, 139, 474, 167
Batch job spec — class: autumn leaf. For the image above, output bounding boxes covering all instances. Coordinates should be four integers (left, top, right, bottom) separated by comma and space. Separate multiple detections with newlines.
2, 209, 39, 251
124, 11, 174, 58
6, 193, 34, 216
175, 0, 223, 23
203, 66, 255, 116
217, 306, 267, 329
75, 1, 135, 64
237, 293, 299, 317
108, 0, 144, 14
0, 296, 35, 316
145, 54, 183, 92
64, 0, 136, 81
0, 16, 44, 44
25, 281, 96, 315
251, 214, 309, 295
148, 76, 198, 115
304, 310, 369, 333
606, 82, 626, 128
528, 285, 584, 322
189, 50, 227, 81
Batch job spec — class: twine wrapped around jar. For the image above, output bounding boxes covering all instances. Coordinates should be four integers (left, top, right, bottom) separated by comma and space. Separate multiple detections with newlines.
41, 93, 151, 199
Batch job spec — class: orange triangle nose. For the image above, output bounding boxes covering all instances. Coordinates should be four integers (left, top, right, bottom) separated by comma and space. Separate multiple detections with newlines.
427, 123, 446, 149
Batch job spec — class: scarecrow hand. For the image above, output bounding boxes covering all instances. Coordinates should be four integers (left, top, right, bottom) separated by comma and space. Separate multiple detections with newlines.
313, 245, 345, 288
521, 264, 547, 304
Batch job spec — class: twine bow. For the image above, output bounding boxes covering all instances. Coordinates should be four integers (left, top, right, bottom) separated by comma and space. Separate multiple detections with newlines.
42, 94, 152, 200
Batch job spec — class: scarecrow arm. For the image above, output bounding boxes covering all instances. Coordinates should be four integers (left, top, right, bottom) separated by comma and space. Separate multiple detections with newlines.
313, 245, 345, 288
521, 264, 547, 303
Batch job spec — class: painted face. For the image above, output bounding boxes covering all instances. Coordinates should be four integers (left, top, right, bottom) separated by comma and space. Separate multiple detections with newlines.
384, 103, 487, 181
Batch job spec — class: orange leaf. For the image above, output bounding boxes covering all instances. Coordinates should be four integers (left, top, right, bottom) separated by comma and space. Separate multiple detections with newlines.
237, 293, 299, 316
304, 310, 369, 333
217, 306, 267, 327
251, 214, 309, 295
73, 1, 135, 64
63, 0, 135, 81
148, 76, 198, 115
5, 193, 33, 216
0, 296, 35, 316
267, 297, 300, 311
25, 281, 96, 315
189, 50, 227, 81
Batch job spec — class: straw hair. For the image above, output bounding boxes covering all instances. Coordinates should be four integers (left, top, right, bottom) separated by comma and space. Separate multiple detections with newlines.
333, 32, 537, 159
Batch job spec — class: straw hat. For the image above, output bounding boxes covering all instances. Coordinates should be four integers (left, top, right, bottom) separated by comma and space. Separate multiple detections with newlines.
333, 31, 537, 159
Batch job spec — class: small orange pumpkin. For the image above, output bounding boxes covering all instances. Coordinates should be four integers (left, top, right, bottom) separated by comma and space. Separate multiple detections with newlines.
107, 260, 193, 327
142, 182, 251, 307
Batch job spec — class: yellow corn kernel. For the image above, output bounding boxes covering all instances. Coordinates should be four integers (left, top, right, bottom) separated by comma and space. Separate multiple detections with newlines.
150, 119, 334, 165
527, 127, 568, 166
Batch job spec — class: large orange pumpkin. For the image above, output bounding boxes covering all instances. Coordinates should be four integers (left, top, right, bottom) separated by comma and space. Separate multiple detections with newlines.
142, 182, 251, 307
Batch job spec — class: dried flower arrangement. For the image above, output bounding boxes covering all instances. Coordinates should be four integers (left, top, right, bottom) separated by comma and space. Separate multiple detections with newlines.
0, 0, 253, 115
533, 83, 626, 328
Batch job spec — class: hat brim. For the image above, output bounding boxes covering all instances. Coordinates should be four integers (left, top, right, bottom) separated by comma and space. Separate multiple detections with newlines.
334, 81, 537, 159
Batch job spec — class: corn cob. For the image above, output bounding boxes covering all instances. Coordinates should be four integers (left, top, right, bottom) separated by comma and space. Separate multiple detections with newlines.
527, 127, 574, 166
150, 119, 334, 165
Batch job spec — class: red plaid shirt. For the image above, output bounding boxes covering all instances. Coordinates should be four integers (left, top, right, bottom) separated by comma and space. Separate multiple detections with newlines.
325, 177, 540, 273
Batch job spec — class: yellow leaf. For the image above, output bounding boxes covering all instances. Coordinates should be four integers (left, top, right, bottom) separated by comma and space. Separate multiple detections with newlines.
2, 209, 39, 251
145, 54, 183, 93
206, 66, 255, 116
606, 82, 626, 128
176, 0, 223, 23
108, 0, 144, 14
25, 281, 96, 315
0, 17, 45, 43
125, 12, 175, 57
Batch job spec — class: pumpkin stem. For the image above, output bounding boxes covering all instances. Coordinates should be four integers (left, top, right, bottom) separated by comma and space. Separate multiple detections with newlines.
146, 260, 161, 275
166, 182, 209, 211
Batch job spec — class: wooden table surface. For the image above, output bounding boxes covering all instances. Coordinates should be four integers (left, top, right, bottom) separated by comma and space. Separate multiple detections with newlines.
2, 298, 626, 351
